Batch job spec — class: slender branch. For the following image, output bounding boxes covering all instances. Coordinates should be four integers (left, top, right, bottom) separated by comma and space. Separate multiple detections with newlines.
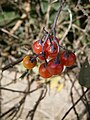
1, 57, 24, 72
0, 95, 26, 118
81, 87, 90, 119
61, 88, 90, 120
52, 0, 65, 30
0, 86, 42, 94
70, 81, 79, 120
30, 89, 46, 120
60, 8, 72, 44
26, 87, 47, 120
0, 77, 31, 119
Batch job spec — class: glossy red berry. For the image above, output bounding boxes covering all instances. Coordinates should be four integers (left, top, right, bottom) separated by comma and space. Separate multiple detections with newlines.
46, 36, 59, 45
47, 59, 63, 75
23, 55, 37, 69
32, 40, 48, 54
39, 63, 52, 78
46, 44, 58, 58
38, 52, 48, 60
46, 36, 59, 58
60, 51, 76, 67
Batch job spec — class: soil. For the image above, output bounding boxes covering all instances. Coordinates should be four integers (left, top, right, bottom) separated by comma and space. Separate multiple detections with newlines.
0, 69, 87, 120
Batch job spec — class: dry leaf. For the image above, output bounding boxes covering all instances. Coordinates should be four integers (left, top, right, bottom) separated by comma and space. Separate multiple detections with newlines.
50, 76, 62, 89
56, 83, 63, 92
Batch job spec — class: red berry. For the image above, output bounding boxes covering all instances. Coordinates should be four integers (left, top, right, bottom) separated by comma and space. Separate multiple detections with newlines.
39, 63, 52, 78
38, 52, 48, 61
46, 36, 59, 58
47, 59, 63, 75
46, 44, 58, 58
60, 51, 76, 67
46, 36, 59, 45
32, 40, 48, 54
23, 55, 37, 69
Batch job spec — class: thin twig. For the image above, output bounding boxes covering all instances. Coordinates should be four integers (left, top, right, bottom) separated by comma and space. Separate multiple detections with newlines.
0, 85, 42, 94
0, 76, 31, 119
10, 0, 30, 34
26, 87, 47, 120
1, 57, 24, 72
61, 88, 90, 120
60, 8, 72, 44
0, 28, 19, 39
52, 0, 65, 30
70, 80, 80, 120
0, 95, 26, 118
81, 87, 90, 119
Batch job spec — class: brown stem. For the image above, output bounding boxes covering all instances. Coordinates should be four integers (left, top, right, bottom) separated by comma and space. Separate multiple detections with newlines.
61, 88, 90, 120
52, 0, 65, 30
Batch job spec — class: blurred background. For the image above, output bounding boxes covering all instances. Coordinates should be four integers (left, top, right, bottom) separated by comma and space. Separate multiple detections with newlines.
0, 0, 90, 120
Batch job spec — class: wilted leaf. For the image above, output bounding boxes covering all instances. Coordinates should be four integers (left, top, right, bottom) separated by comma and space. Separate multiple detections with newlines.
50, 76, 61, 89
56, 83, 63, 92
0, 11, 19, 26
51, 2, 60, 11
40, 1, 48, 14
78, 58, 90, 87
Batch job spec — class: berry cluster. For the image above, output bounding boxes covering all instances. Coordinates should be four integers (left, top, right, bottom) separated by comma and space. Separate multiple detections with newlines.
23, 35, 76, 78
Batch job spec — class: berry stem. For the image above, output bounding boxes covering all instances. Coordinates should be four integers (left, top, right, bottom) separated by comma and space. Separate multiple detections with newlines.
43, 34, 49, 48
43, 27, 48, 35
30, 54, 38, 62
51, 0, 65, 30
55, 54, 60, 64
42, 34, 49, 64
51, 0, 65, 54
